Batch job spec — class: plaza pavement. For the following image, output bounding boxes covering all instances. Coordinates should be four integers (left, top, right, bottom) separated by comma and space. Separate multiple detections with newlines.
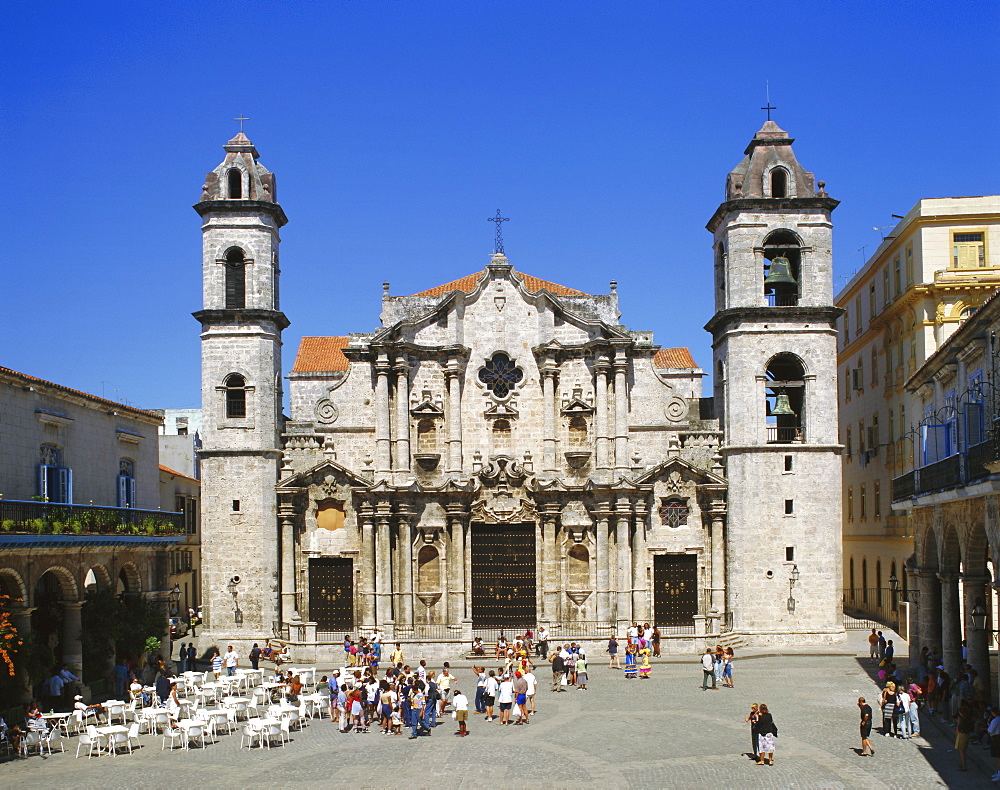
3, 631, 991, 789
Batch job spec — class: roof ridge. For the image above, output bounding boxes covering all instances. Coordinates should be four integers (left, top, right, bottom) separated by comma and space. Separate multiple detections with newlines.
412, 269, 586, 298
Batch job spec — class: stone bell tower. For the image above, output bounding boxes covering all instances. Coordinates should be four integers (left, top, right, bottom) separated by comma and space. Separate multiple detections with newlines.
194, 131, 288, 643
705, 119, 844, 644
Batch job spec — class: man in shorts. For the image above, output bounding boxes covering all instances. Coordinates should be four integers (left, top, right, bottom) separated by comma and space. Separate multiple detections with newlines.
452, 687, 469, 737
523, 667, 537, 715
858, 697, 874, 756
868, 628, 879, 663
512, 671, 529, 724
497, 673, 514, 725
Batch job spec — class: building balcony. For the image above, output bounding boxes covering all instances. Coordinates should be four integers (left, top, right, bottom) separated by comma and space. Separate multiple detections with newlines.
0, 499, 184, 536
891, 439, 1000, 503
766, 425, 804, 444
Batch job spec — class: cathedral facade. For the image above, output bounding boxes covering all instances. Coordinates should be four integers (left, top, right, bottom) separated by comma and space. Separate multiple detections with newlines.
195, 122, 844, 658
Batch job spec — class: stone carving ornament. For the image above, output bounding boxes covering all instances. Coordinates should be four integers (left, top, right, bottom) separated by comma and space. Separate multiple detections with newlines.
315, 398, 339, 424
664, 396, 688, 422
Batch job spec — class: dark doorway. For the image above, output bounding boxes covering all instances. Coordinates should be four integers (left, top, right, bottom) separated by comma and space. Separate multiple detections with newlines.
653, 554, 698, 627
470, 523, 536, 627
308, 557, 354, 630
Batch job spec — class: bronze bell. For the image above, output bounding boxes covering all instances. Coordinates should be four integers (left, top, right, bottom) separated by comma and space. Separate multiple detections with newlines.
771, 392, 796, 416
764, 256, 797, 287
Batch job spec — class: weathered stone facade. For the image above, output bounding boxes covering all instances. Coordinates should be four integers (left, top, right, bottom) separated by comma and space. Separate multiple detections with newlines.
197, 122, 845, 656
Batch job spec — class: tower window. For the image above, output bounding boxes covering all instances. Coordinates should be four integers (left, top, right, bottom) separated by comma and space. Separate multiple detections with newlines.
770, 168, 788, 198
765, 353, 805, 443
762, 230, 801, 307
784, 499, 794, 515
224, 373, 247, 418
227, 168, 242, 199
785, 546, 794, 562
225, 247, 246, 309
784, 455, 793, 472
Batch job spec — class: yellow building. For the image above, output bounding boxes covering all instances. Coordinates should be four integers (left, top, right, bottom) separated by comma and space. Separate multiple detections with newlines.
836, 196, 1000, 630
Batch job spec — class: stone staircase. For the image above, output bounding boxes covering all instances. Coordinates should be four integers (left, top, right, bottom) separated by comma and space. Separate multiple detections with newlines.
718, 632, 746, 650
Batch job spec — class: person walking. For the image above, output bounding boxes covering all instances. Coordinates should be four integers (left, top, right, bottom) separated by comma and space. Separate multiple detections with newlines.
714, 645, 725, 684
484, 670, 499, 720
177, 642, 187, 674
536, 626, 549, 658
858, 697, 875, 756
224, 645, 239, 676
551, 649, 565, 692
956, 698, 974, 771
211, 650, 222, 679
701, 648, 717, 690
188, 607, 197, 638
608, 636, 620, 669
895, 685, 911, 738
249, 642, 261, 671
513, 671, 529, 724
877, 631, 887, 661
652, 626, 661, 658
756, 703, 778, 765
746, 703, 760, 760
473, 665, 487, 714
576, 653, 589, 688
880, 681, 898, 736
722, 647, 734, 687
453, 687, 469, 736
186, 642, 197, 672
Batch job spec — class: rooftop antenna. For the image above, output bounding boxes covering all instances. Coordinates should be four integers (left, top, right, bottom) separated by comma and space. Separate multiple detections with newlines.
858, 244, 869, 263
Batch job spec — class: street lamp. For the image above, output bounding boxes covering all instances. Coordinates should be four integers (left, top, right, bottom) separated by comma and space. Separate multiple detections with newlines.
169, 583, 181, 605
889, 573, 899, 593
787, 565, 800, 613
971, 599, 989, 632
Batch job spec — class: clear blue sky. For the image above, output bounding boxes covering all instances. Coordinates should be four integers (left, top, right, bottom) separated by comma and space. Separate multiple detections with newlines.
4, 1, 998, 410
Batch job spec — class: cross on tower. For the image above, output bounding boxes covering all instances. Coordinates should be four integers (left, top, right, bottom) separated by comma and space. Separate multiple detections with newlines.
234, 114, 250, 133
761, 81, 776, 121
488, 209, 509, 255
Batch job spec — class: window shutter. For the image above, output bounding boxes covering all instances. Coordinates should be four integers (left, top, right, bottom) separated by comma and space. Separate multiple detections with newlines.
118, 475, 128, 507
59, 467, 72, 504
38, 464, 48, 500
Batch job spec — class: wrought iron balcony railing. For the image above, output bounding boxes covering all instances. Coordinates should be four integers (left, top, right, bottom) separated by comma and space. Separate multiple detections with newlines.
0, 499, 184, 536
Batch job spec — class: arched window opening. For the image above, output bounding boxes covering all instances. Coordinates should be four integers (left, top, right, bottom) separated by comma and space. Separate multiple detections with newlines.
862, 559, 868, 603
118, 458, 136, 508
762, 229, 801, 307
316, 499, 345, 531
765, 353, 805, 444
225, 247, 246, 309
849, 557, 855, 599
568, 544, 589, 591
568, 415, 588, 447
224, 373, 247, 418
227, 168, 242, 199
875, 560, 882, 601
416, 419, 437, 453
416, 546, 441, 623
492, 419, 512, 453
770, 168, 788, 198
659, 498, 689, 528
39, 444, 72, 503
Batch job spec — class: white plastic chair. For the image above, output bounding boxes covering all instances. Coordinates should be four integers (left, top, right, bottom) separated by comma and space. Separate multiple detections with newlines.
127, 722, 141, 751
62, 710, 83, 736
186, 723, 207, 750
106, 702, 126, 725
107, 728, 130, 756
231, 699, 249, 721
240, 724, 260, 749
76, 728, 101, 758
161, 727, 185, 750
284, 708, 301, 731
264, 721, 284, 749
151, 710, 171, 735
20, 730, 45, 757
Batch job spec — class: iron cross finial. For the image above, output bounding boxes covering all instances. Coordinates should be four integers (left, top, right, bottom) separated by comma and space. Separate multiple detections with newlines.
488, 209, 509, 255
761, 81, 776, 121
234, 114, 250, 133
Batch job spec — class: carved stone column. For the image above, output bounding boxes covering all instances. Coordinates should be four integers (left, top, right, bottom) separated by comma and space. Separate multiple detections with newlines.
963, 575, 991, 700
613, 352, 630, 477
374, 502, 393, 628
447, 504, 468, 623
394, 360, 411, 472
445, 360, 464, 474
710, 508, 726, 615
61, 600, 84, 678
631, 499, 649, 622
541, 360, 559, 473
593, 506, 612, 624
374, 354, 392, 474
593, 360, 611, 473
358, 507, 376, 629
539, 504, 561, 622
614, 497, 632, 625
940, 574, 962, 675
11, 608, 33, 702
396, 504, 415, 628
917, 569, 942, 655
278, 496, 298, 626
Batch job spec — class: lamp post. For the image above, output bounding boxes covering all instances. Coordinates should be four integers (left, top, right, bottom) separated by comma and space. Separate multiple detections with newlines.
971, 599, 988, 633
787, 564, 800, 613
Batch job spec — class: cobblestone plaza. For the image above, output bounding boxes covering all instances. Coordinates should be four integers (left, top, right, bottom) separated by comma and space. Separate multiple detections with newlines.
3, 637, 980, 788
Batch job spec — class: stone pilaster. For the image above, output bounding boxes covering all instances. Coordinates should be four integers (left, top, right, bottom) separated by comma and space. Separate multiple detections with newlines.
278, 496, 298, 625
917, 569, 942, 655
446, 504, 468, 623
614, 497, 632, 625
594, 361, 611, 473
359, 507, 377, 628
61, 601, 84, 678
593, 506, 612, 624
445, 360, 464, 474
373, 501, 393, 628
541, 361, 559, 474
631, 500, 649, 622
710, 509, 726, 615
394, 360, 411, 473
396, 504, 415, 628
374, 355, 392, 475
613, 352, 629, 477
963, 575, 991, 700
540, 504, 561, 622
939, 574, 962, 676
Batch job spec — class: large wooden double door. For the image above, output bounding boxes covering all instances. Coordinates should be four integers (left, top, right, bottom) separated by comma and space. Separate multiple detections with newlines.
308, 557, 354, 630
654, 554, 698, 627
470, 523, 536, 627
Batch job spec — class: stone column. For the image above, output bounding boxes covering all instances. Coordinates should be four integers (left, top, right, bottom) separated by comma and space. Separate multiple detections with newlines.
963, 576, 991, 699
539, 504, 561, 622
359, 508, 377, 629
446, 505, 468, 624
594, 361, 611, 473
710, 511, 726, 614
614, 497, 632, 625
613, 353, 630, 477
541, 362, 559, 473
939, 574, 962, 675
593, 508, 611, 624
396, 505, 414, 628
12, 608, 34, 702
59, 600, 84, 679
917, 570, 942, 655
374, 502, 394, 628
374, 355, 392, 475
631, 501, 649, 622
278, 499, 298, 625
394, 360, 411, 472
445, 361, 464, 474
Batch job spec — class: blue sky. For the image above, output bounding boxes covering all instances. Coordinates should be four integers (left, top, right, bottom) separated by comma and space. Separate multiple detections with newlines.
4, 1, 998, 409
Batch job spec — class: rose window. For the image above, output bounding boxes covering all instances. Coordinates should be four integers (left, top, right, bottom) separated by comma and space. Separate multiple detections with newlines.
479, 352, 523, 399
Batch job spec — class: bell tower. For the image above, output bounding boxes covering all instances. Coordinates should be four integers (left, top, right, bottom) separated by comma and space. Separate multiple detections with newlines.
705, 119, 844, 644
194, 131, 288, 643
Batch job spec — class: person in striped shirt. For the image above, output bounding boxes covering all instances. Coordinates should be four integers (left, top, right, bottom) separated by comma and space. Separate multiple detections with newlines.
211, 650, 223, 679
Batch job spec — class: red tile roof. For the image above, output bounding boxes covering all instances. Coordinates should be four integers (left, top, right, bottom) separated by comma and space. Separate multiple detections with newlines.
159, 464, 200, 484
413, 271, 585, 297
653, 347, 697, 369
292, 336, 350, 373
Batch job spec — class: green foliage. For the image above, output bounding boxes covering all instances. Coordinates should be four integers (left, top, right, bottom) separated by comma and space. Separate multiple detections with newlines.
28, 518, 47, 534
0, 520, 14, 533
144, 636, 162, 652
80, 589, 167, 671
